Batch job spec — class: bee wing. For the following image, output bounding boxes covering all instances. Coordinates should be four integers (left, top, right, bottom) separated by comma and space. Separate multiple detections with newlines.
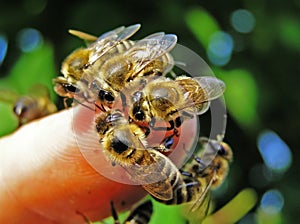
189, 176, 214, 213
88, 24, 141, 65
194, 76, 225, 101
176, 76, 225, 115
27, 84, 51, 98
125, 33, 177, 76
142, 149, 180, 201
0, 88, 19, 103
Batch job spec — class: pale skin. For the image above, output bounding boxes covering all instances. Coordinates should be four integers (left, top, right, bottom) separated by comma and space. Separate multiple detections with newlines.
0, 104, 198, 223
0, 106, 146, 224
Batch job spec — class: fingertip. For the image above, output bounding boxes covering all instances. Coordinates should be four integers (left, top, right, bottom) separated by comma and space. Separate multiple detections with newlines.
0, 107, 146, 223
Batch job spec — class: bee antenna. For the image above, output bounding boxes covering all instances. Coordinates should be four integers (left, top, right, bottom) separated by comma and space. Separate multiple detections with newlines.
110, 201, 120, 224
73, 99, 95, 111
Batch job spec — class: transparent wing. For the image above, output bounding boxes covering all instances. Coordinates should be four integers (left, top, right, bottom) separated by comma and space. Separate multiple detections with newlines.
88, 24, 141, 65
0, 89, 19, 103
177, 76, 225, 115
125, 32, 177, 76
128, 149, 177, 200
189, 176, 214, 213
194, 76, 226, 101
27, 84, 51, 98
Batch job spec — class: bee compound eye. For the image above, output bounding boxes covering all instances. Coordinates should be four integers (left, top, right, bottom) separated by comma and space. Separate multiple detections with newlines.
104, 92, 114, 102
111, 138, 129, 154
64, 84, 77, 93
134, 111, 145, 121
98, 90, 114, 103
218, 144, 226, 156
13, 104, 27, 116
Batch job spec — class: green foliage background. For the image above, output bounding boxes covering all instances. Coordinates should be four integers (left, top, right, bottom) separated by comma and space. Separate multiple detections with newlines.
1, 0, 299, 223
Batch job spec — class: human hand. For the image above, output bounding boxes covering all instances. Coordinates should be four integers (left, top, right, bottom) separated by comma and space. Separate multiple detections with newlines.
0, 106, 147, 223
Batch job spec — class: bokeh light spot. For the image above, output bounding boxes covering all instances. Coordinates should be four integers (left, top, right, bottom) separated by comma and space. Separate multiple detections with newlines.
0, 35, 8, 65
230, 9, 256, 33
260, 189, 284, 214
17, 28, 43, 52
207, 31, 234, 66
257, 130, 292, 173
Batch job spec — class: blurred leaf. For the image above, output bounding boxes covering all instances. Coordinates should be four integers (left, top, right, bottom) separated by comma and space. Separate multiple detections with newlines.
256, 208, 283, 224
278, 16, 300, 51
185, 8, 220, 49
3, 42, 57, 100
0, 103, 18, 136
202, 188, 258, 224
150, 199, 186, 224
0, 42, 57, 136
216, 68, 260, 131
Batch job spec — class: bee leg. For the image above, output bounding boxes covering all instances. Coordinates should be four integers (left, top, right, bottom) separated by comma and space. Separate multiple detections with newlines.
110, 201, 121, 224
157, 128, 180, 150
181, 111, 194, 120
149, 118, 175, 131
159, 134, 175, 150
180, 170, 194, 178
140, 126, 151, 137
63, 98, 70, 108
120, 91, 127, 111
128, 116, 151, 137
75, 210, 92, 224
73, 99, 96, 112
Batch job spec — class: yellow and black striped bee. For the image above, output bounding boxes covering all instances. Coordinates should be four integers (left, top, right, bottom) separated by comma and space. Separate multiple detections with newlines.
186, 137, 233, 213
126, 76, 225, 137
0, 84, 57, 126
95, 109, 200, 202
77, 200, 153, 224
53, 24, 175, 111
53, 24, 140, 104
111, 200, 153, 224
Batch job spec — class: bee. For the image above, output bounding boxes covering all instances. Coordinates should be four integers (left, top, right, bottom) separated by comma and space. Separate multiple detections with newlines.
95, 110, 199, 202
111, 200, 153, 224
183, 136, 233, 213
0, 84, 57, 126
54, 24, 176, 111
87, 31, 176, 111
76, 200, 153, 224
53, 24, 140, 103
127, 76, 225, 136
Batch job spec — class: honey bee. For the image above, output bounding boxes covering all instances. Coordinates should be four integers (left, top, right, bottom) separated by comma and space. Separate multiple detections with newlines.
111, 200, 153, 224
77, 200, 153, 224
127, 76, 225, 134
95, 110, 199, 202
183, 137, 233, 213
0, 84, 57, 126
87, 31, 176, 111
53, 24, 140, 102
54, 24, 176, 111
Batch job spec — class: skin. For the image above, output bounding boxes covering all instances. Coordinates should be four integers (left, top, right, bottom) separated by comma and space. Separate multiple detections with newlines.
0, 103, 199, 223
0, 106, 147, 224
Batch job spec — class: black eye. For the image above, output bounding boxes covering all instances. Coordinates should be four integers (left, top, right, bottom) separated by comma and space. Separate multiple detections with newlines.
64, 84, 77, 93
135, 111, 145, 121
111, 138, 129, 154
98, 90, 114, 102
218, 144, 226, 156
13, 104, 27, 116
133, 106, 145, 121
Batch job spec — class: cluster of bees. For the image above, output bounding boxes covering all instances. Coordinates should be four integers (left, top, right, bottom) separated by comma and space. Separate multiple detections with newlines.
1, 24, 233, 223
